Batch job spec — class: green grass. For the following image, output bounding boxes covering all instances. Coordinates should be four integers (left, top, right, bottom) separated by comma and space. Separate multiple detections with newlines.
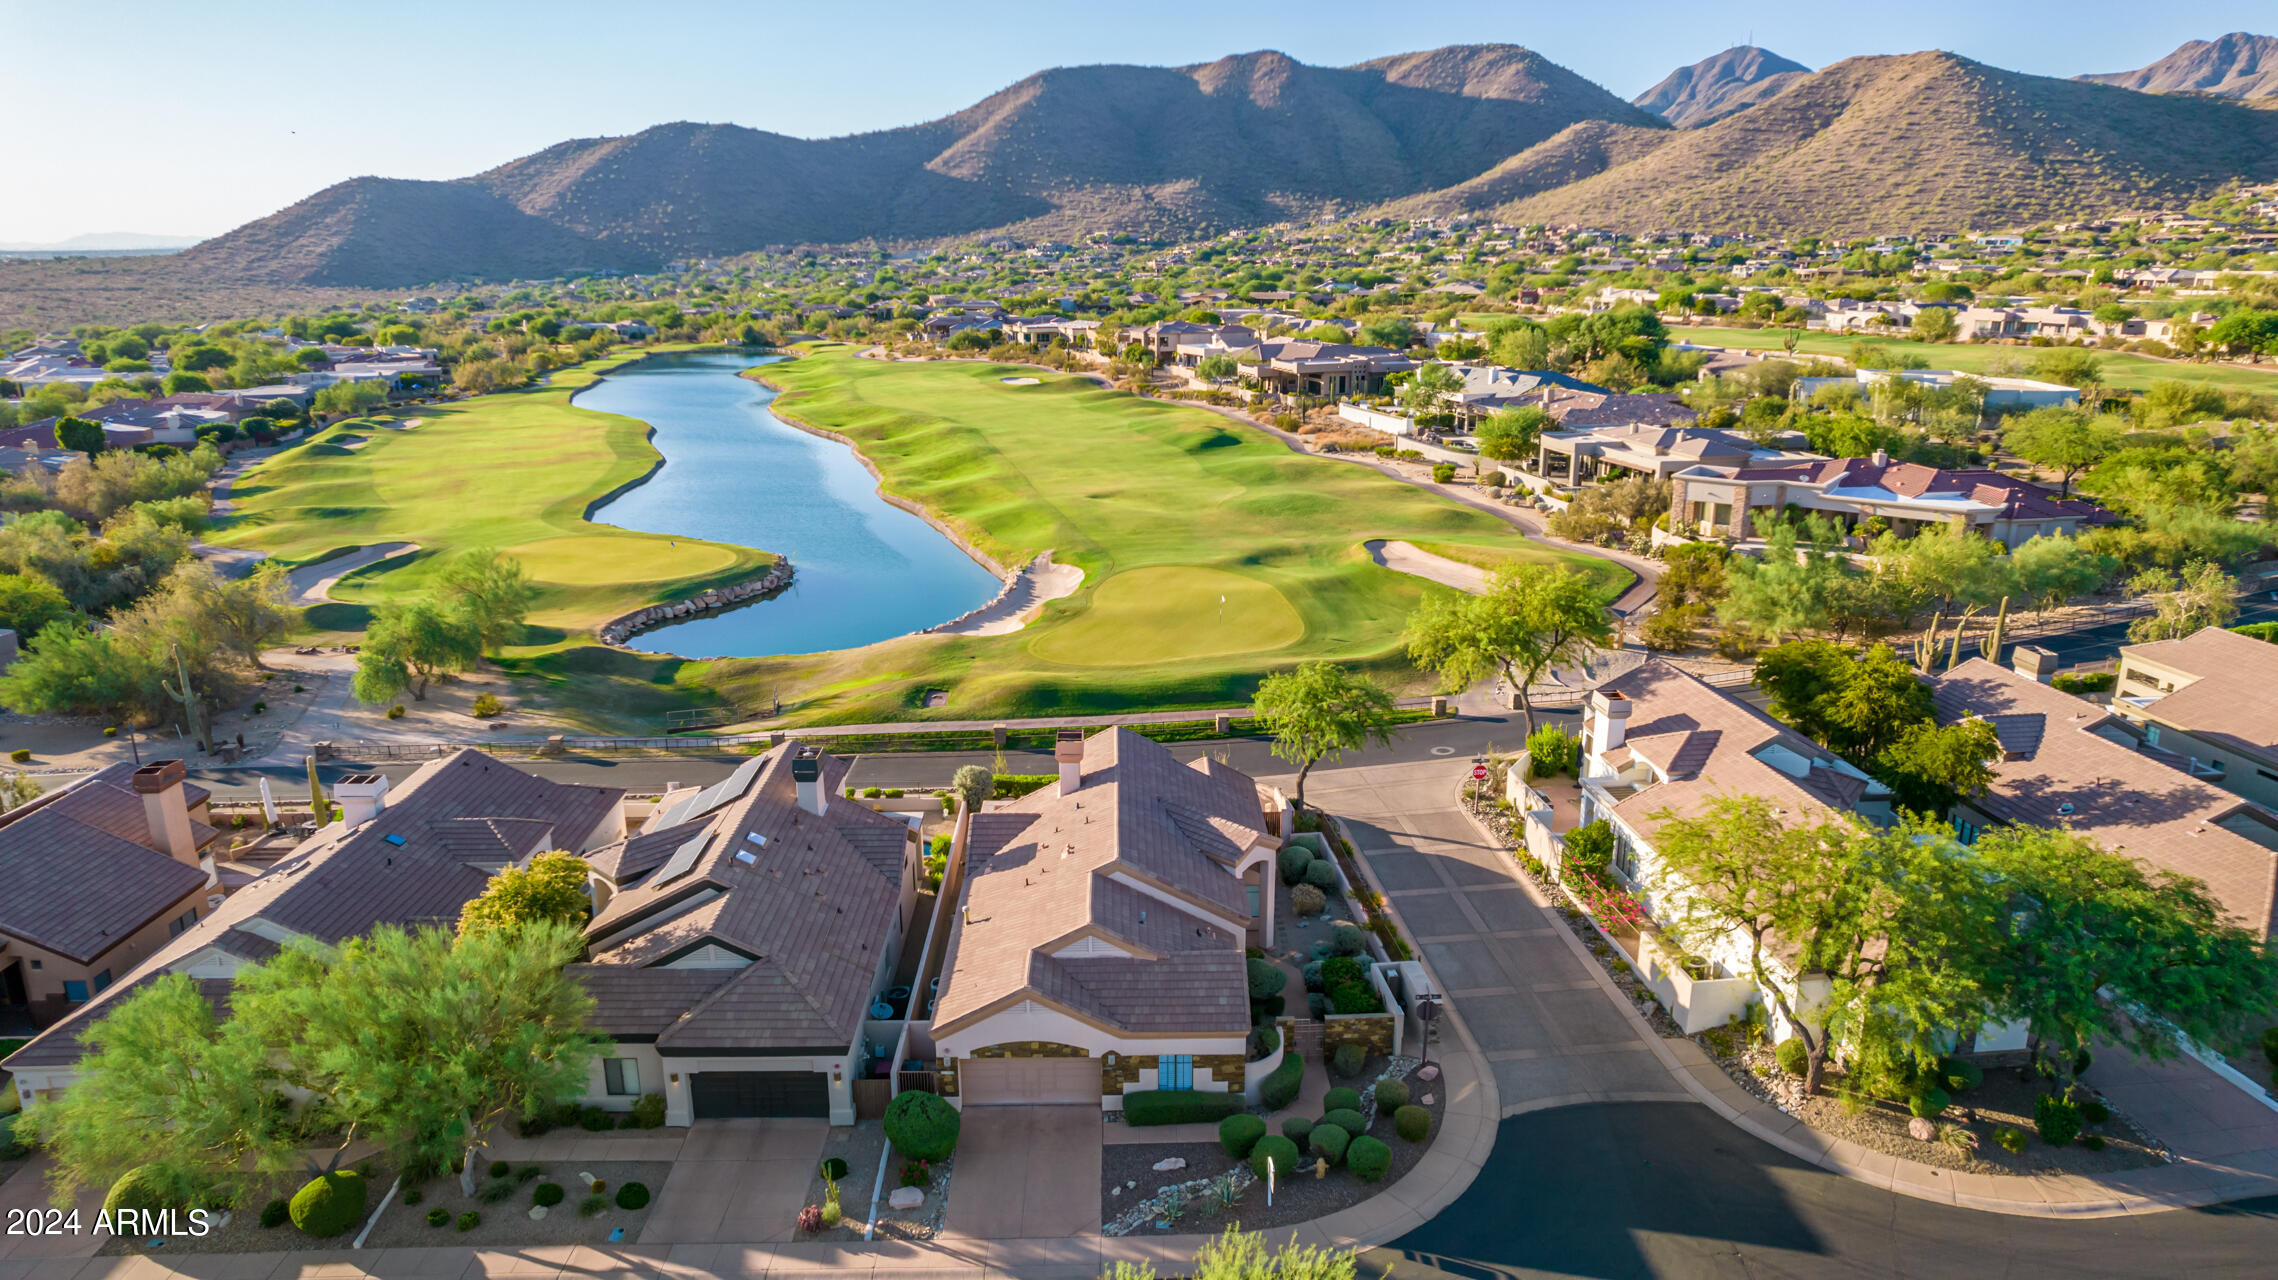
0, 1038, 25, 1059
1665, 325, 2278, 398
212, 346, 776, 635
693, 345, 1625, 724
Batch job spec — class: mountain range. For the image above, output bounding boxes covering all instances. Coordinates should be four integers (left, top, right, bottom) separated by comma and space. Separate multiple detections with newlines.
2079, 32, 2278, 98
170, 39, 2278, 288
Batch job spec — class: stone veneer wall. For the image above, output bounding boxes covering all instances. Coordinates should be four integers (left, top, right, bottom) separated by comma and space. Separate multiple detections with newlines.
1322, 1013, 1396, 1058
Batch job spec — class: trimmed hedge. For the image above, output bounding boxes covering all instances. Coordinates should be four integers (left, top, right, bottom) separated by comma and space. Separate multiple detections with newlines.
1908, 1087, 1950, 1120
1124, 1090, 1245, 1126
1247, 957, 1288, 999
1282, 1116, 1315, 1146
1322, 1107, 1368, 1136
1775, 1037, 1808, 1078
1940, 1058, 1984, 1094
1219, 1114, 1267, 1158
261, 1199, 291, 1229
1279, 845, 1313, 885
1348, 1136, 1392, 1183
1374, 1079, 1411, 1110
2034, 1094, 2080, 1147
533, 1182, 565, 1207
615, 1182, 651, 1211
1394, 1105, 1431, 1142
1310, 1122, 1350, 1166
1260, 1052, 1305, 1110
1302, 860, 1340, 891
1322, 1087, 1363, 1114
1250, 1135, 1301, 1180
884, 1090, 962, 1160
104, 1166, 175, 1219
1331, 1043, 1366, 1078
289, 1171, 367, 1239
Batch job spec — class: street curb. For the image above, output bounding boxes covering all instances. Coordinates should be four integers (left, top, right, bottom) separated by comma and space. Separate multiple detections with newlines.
1450, 787, 2278, 1220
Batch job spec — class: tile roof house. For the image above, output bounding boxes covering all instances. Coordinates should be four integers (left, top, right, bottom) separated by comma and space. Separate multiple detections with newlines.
928, 728, 1285, 1110
1932, 658, 2278, 940
1670, 452, 2109, 548
0, 760, 222, 1029
4, 749, 626, 1104
566, 744, 921, 1125
2110, 627, 2278, 815
1534, 421, 1811, 484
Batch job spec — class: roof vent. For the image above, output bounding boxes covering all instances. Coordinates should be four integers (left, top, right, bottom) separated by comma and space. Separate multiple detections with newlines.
2056, 802, 2075, 815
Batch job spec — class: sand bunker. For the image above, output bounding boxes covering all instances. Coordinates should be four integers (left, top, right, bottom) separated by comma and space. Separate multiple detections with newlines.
926, 551, 1084, 636
1000, 376, 1042, 386
1365, 539, 1491, 594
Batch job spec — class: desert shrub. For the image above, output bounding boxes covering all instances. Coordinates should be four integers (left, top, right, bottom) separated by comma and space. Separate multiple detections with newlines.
1394, 1104, 1431, 1142
1375, 1079, 1411, 1109
2034, 1094, 2081, 1147
1250, 1135, 1301, 1180
1322, 1107, 1368, 1136
1525, 725, 1578, 778
1125, 1090, 1243, 1126
288, 1171, 367, 1238
1291, 883, 1327, 916
7, 749, 27, 763
1908, 1087, 1950, 1119
1309, 1122, 1350, 1166
2051, 671, 2115, 695
471, 693, 503, 718
1994, 1125, 2028, 1154
1323, 1087, 1363, 1114
456, 1211, 480, 1231
2080, 1099, 2111, 1125
1775, 1038, 1808, 1078
615, 1182, 650, 1211
261, 1198, 291, 1229
426, 1208, 449, 1227
1432, 463, 1457, 483
2083, 1134, 2107, 1151
1250, 1024, 1280, 1058
533, 1182, 564, 1207
820, 1157, 849, 1181
1282, 1116, 1315, 1146
385, 705, 405, 721
488, 1160, 509, 1179
1219, 1114, 1267, 1158
1261, 1052, 1304, 1110
103, 1165, 176, 1218
1247, 956, 1288, 999
1332, 1043, 1365, 1079
515, 1166, 540, 1183
1329, 923, 1369, 957
1302, 859, 1341, 891
1278, 844, 1313, 884
1301, 960, 1324, 991
2262, 1026, 2278, 1067
478, 1181, 516, 1204
1347, 1136, 1392, 1182
883, 1089, 961, 1160
1328, 979, 1383, 1015
1940, 1058, 1983, 1093
579, 1105, 611, 1131
631, 1092, 666, 1128
578, 1194, 607, 1218
1563, 821, 1615, 882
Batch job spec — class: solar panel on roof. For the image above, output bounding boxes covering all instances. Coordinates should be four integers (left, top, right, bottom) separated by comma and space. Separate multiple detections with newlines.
654, 754, 766, 828
651, 830, 713, 887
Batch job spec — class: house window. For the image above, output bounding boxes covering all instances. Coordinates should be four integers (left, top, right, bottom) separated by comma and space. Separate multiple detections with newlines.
168, 907, 198, 937
63, 981, 88, 1003
1158, 1055, 1194, 1091
1611, 828, 1639, 882
94, 970, 112, 992
1956, 821, 1979, 845
603, 1058, 640, 1096
2145, 724, 2161, 748
1711, 502, 1732, 528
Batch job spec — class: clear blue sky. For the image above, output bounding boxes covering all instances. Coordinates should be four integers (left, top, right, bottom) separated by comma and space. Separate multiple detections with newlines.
1, 0, 2271, 244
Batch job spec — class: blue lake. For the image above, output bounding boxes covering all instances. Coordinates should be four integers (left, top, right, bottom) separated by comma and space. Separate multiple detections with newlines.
575, 351, 1001, 658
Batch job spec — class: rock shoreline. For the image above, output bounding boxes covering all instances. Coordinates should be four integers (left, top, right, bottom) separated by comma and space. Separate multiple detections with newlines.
599, 561, 795, 647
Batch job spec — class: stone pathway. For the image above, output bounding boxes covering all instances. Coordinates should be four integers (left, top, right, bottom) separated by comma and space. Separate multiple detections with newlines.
287, 542, 421, 606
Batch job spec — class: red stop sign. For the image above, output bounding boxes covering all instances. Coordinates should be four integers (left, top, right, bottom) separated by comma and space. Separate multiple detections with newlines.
1472, 765, 1489, 780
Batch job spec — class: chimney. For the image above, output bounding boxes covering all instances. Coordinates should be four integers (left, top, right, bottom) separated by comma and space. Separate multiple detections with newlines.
2011, 645, 2059, 684
334, 773, 390, 827
792, 755, 827, 816
1055, 729, 1085, 796
131, 760, 198, 866
1587, 690, 1632, 755
1870, 448, 1890, 467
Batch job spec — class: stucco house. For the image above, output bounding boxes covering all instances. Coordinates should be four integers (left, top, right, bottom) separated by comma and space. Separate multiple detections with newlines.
2107, 627, 2278, 814
1670, 452, 2107, 548
928, 728, 1284, 1110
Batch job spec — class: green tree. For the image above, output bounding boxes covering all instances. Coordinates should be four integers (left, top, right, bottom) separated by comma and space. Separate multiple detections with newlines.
2009, 535, 2111, 612
458, 851, 592, 936
2126, 560, 2238, 642
1874, 717, 2000, 817
1717, 522, 1850, 641
1909, 307, 1958, 343
1405, 564, 1612, 736
1397, 362, 1462, 419
0, 572, 77, 637
312, 381, 388, 418
55, 415, 104, 455
950, 764, 992, 814
161, 372, 212, 396
439, 549, 536, 653
1195, 354, 1239, 383
1253, 661, 1397, 809
1359, 315, 1420, 350
1475, 406, 1547, 467
354, 600, 482, 702
22, 973, 294, 1209
2025, 349, 2104, 390
2001, 407, 2121, 497
1821, 642, 1934, 763
1751, 639, 1854, 743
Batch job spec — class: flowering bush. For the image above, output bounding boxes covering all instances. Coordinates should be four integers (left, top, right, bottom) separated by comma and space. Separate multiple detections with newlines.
897, 1157, 931, 1188
1569, 875, 1649, 933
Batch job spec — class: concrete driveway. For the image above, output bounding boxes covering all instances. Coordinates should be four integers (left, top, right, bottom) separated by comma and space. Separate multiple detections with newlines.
637, 1117, 828, 1245
0, 1155, 106, 1260
945, 1104, 1101, 1239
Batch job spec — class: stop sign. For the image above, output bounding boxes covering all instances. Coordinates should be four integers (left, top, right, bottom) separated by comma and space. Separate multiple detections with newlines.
1472, 765, 1489, 780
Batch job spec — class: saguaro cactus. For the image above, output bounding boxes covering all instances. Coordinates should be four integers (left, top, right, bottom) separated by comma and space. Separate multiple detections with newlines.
159, 642, 207, 752
1946, 604, 1981, 671
1979, 596, 2010, 663
1913, 611, 1945, 670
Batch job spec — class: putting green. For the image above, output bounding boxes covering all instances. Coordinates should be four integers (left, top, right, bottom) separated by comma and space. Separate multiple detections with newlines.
1028, 566, 1305, 667
509, 534, 738, 585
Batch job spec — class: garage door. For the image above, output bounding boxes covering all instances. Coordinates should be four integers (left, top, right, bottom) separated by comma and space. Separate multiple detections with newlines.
959, 1056, 1098, 1105
690, 1070, 831, 1118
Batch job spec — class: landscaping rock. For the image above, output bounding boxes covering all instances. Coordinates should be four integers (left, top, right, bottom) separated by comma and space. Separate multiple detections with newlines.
1151, 1158, 1187, 1172
1420, 1094, 1435, 1107
1416, 1065, 1440, 1082
1909, 1117, 1937, 1142
889, 1187, 925, 1210
528, 1206, 547, 1221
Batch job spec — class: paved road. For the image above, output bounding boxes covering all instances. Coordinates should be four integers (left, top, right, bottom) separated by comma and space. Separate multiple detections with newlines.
1373, 1103, 2278, 1280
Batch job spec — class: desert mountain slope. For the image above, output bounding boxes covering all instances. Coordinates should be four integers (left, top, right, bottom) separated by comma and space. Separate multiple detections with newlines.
1633, 46, 1810, 127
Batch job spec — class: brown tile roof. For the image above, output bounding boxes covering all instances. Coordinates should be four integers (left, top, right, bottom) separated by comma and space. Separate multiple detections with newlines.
1931, 659, 2278, 939
567, 965, 737, 1038
930, 728, 1267, 1039
0, 763, 215, 964
1725, 458, 2107, 523
1, 977, 235, 1070
1594, 660, 1881, 841
580, 747, 907, 1053
2120, 627, 2278, 761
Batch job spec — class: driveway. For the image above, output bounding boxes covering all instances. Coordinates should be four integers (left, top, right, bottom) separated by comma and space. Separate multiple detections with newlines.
0, 1155, 105, 1260
636, 1117, 827, 1245
1303, 760, 1692, 1114
944, 1104, 1101, 1239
